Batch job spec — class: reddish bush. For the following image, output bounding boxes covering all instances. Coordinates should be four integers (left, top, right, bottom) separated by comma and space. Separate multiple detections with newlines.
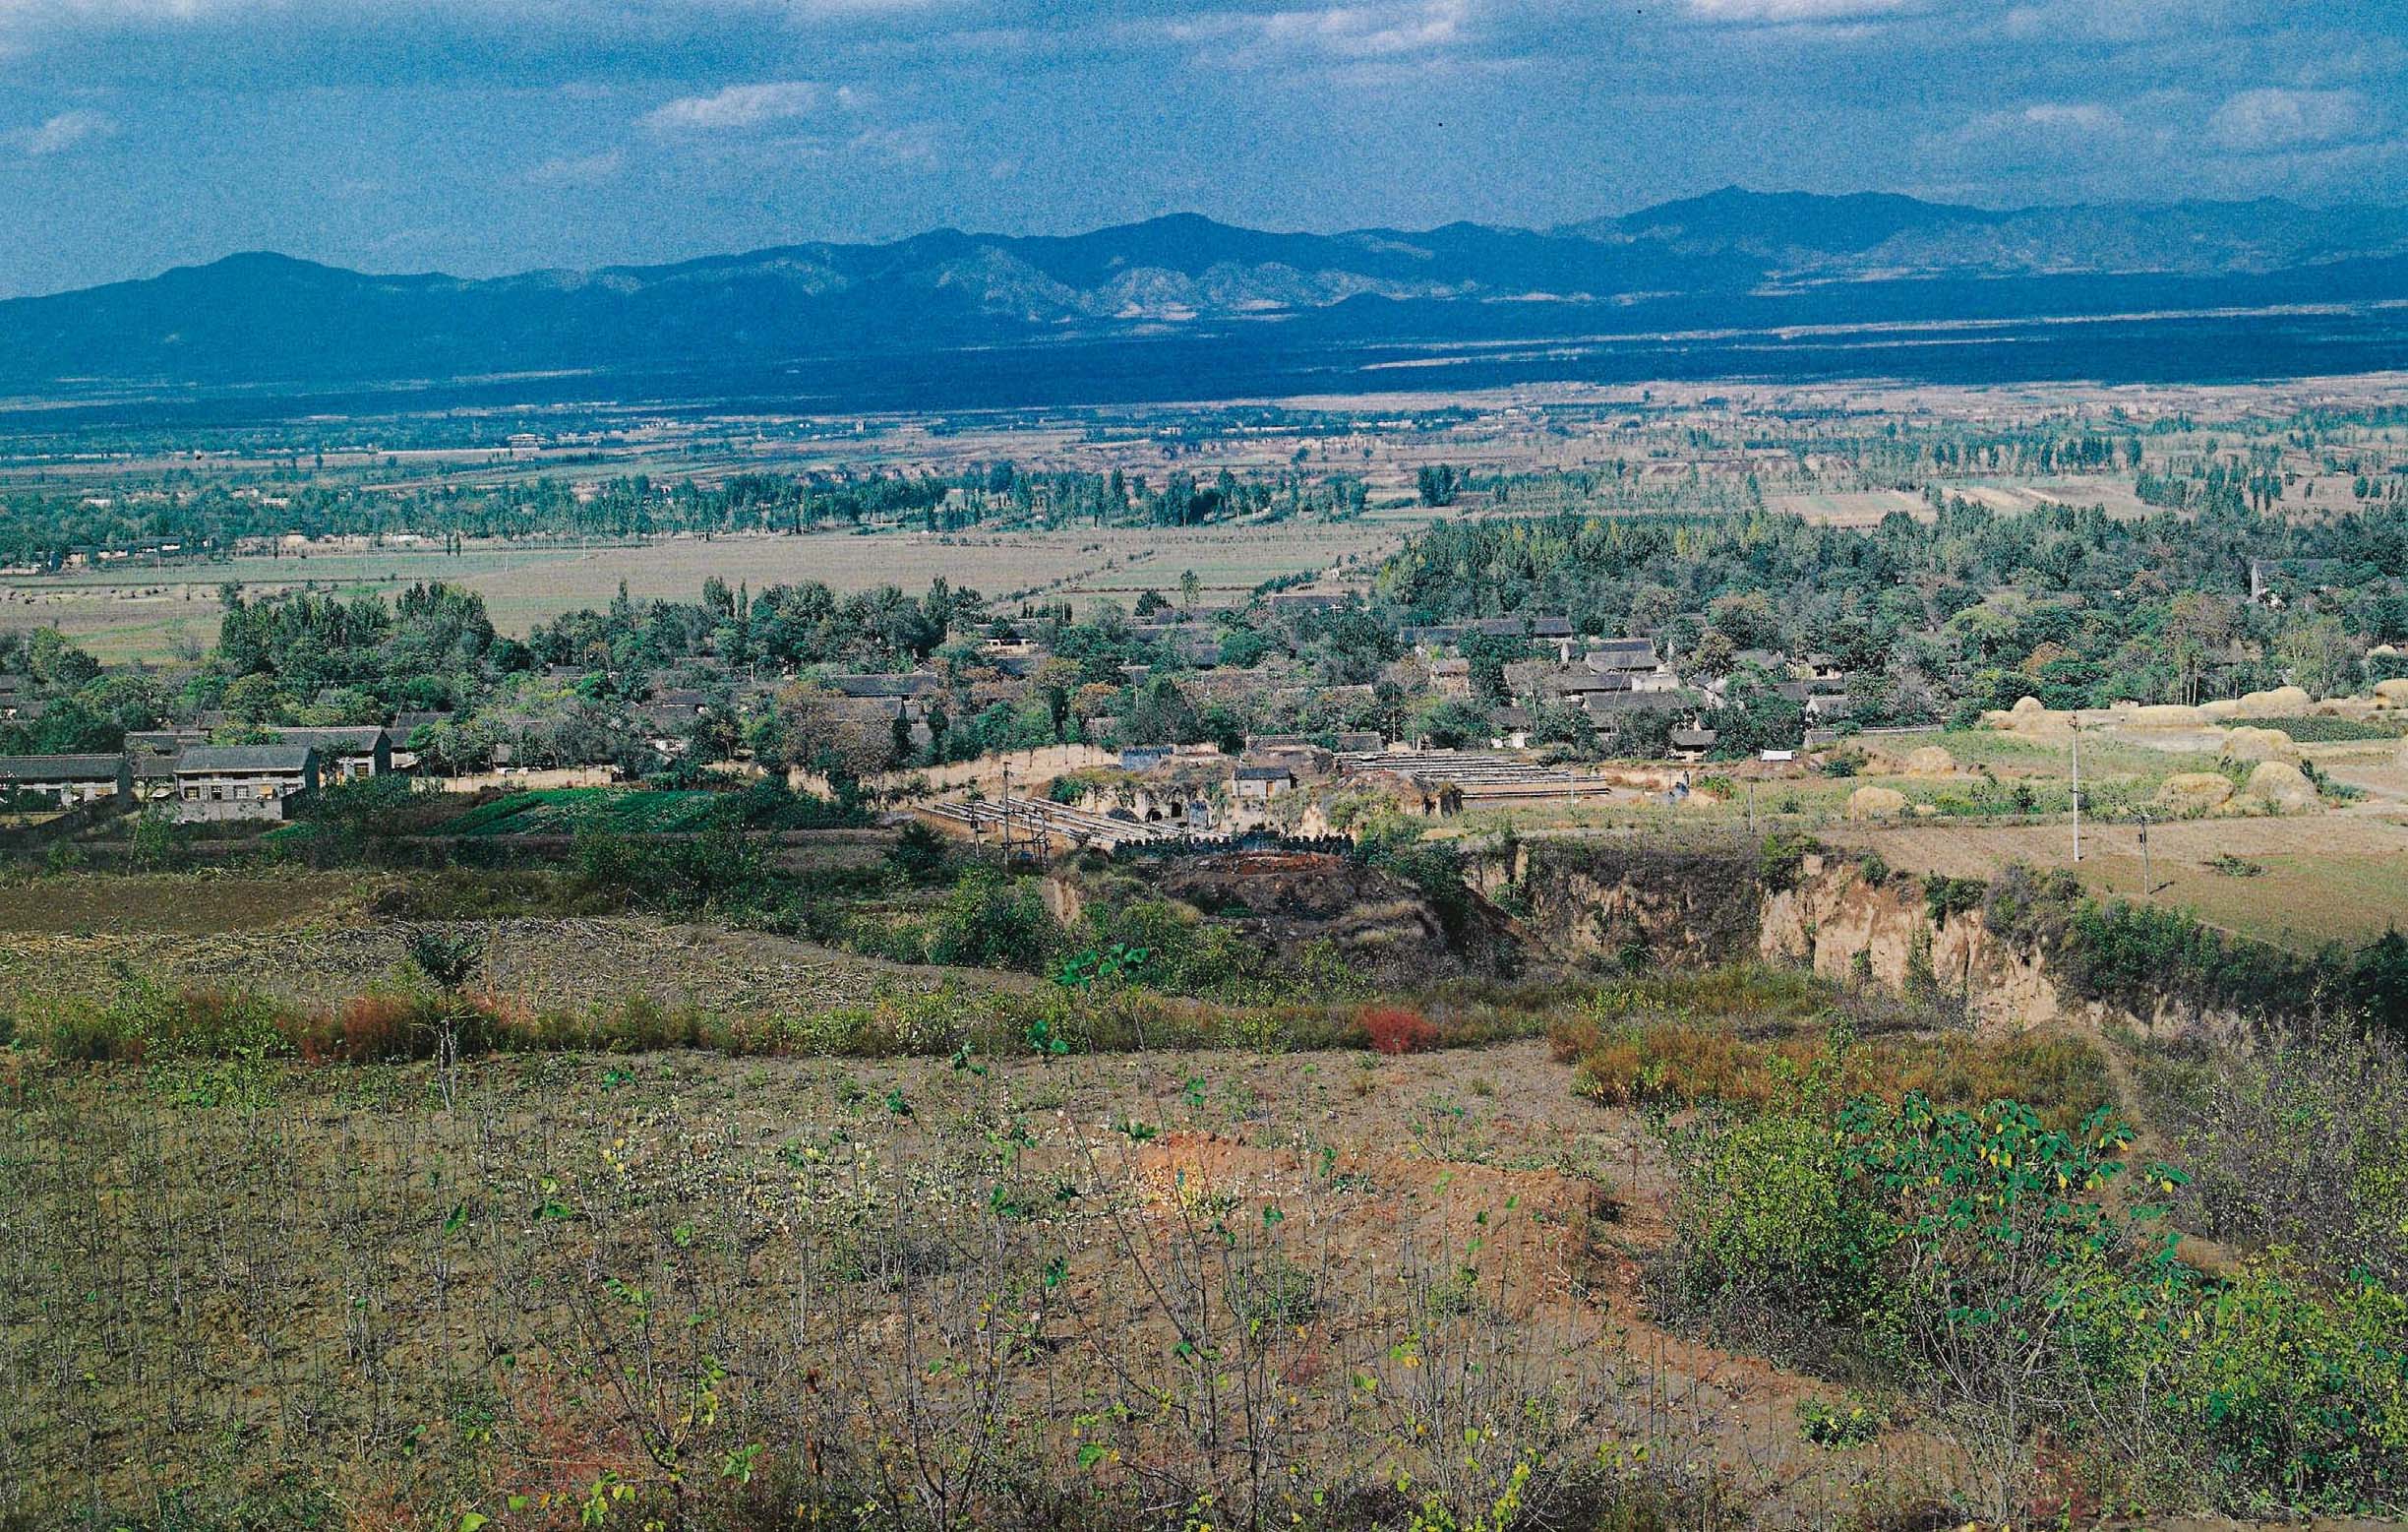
1359, 1005, 1440, 1056
337, 993, 424, 1063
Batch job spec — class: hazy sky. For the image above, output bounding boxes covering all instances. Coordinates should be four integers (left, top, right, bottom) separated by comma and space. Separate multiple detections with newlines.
2, 0, 2404, 296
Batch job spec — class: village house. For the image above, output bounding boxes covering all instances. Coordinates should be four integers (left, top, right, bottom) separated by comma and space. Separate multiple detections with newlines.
172, 745, 319, 823
1585, 639, 1679, 693
1429, 657, 1474, 700
387, 711, 452, 770
1244, 731, 1384, 756
1232, 764, 1296, 802
124, 729, 202, 800
1264, 593, 1346, 616
825, 673, 944, 720
1669, 726, 1719, 762
1471, 615, 1579, 660
0, 754, 132, 809
638, 705, 702, 755
270, 725, 391, 781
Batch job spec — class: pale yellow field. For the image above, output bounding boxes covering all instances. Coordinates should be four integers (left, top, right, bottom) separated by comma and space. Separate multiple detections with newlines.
0, 514, 1442, 661
1768, 476, 2157, 525
1819, 814, 2408, 950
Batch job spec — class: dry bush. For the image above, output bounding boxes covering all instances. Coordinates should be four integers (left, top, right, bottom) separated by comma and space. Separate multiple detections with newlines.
1559, 1014, 2110, 1128
1358, 1004, 1440, 1055
2142, 1018, 2408, 1289
331, 990, 425, 1063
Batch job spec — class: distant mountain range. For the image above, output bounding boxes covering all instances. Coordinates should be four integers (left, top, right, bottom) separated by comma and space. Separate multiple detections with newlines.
6, 189, 2408, 405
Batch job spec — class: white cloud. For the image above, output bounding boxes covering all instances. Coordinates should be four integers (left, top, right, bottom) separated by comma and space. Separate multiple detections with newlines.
2208, 88, 2367, 153
1258, 0, 1468, 57
2017, 102, 2121, 133
639, 80, 862, 132
1685, 0, 1909, 22
849, 121, 936, 167
1165, 0, 1473, 65
1952, 100, 2128, 143
15, 106, 114, 154
524, 148, 624, 186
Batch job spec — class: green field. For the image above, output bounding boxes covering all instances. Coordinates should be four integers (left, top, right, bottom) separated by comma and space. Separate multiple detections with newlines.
443, 787, 724, 837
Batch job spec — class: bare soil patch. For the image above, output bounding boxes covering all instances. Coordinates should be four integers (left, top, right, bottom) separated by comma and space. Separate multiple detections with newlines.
0, 1039, 1954, 1525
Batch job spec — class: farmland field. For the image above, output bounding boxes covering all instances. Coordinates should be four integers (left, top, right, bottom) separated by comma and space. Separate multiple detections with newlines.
0, 513, 1440, 662
1765, 476, 2156, 525
1819, 813, 2408, 949
0, 897, 1006, 1013
0, 1031, 1947, 1527
443, 787, 725, 837
0, 868, 366, 935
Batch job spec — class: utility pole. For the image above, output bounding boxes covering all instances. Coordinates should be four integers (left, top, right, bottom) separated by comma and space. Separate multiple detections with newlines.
2138, 811, 2152, 898
2070, 720, 2083, 864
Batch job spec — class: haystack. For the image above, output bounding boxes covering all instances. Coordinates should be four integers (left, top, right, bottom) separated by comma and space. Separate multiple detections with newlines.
1844, 785, 1910, 820
2375, 678, 2408, 711
2232, 686, 2312, 718
1996, 696, 2072, 736
2220, 726, 2302, 767
2240, 760, 2318, 814
2156, 772, 2234, 815
1901, 745, 1956, 777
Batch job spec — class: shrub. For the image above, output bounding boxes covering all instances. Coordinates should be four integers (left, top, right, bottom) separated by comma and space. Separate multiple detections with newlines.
1360, 1005, 1439, 1055
2166, 1264, 2408, 1511
1229, 1249, 1320, 1326
1653, 1072, 2408, 1517
1354, 821, 1483, 947
1923, 873, 1986, 922
887, 822, 951, 883
1655, 1092, 1896, 1367
404, 928, 486, 991
922, 866, 1065, 972
1796, 1396, 1884, 1449
1758, 831, 1820, 893
2144, 1018, 2408, 1289
45, 1009, 125, 1063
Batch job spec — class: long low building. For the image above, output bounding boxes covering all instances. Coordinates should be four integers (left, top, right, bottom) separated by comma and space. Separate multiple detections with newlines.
0, 754, 132, 809
172, 744, 320, 822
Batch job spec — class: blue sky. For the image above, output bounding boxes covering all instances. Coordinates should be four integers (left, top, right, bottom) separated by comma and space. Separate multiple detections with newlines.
1, 0, 2403, 296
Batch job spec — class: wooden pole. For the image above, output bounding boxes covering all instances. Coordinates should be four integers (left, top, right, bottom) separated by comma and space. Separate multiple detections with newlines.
2071, 721, 2083, 864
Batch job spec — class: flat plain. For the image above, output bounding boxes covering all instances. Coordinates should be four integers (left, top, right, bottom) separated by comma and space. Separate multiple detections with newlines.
0, 513, 1439, 661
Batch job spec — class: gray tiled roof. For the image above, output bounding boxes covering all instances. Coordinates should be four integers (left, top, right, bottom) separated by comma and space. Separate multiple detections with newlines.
176, 744, 317, 773
271, 725, 386, 751
0, 754, 125, 781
